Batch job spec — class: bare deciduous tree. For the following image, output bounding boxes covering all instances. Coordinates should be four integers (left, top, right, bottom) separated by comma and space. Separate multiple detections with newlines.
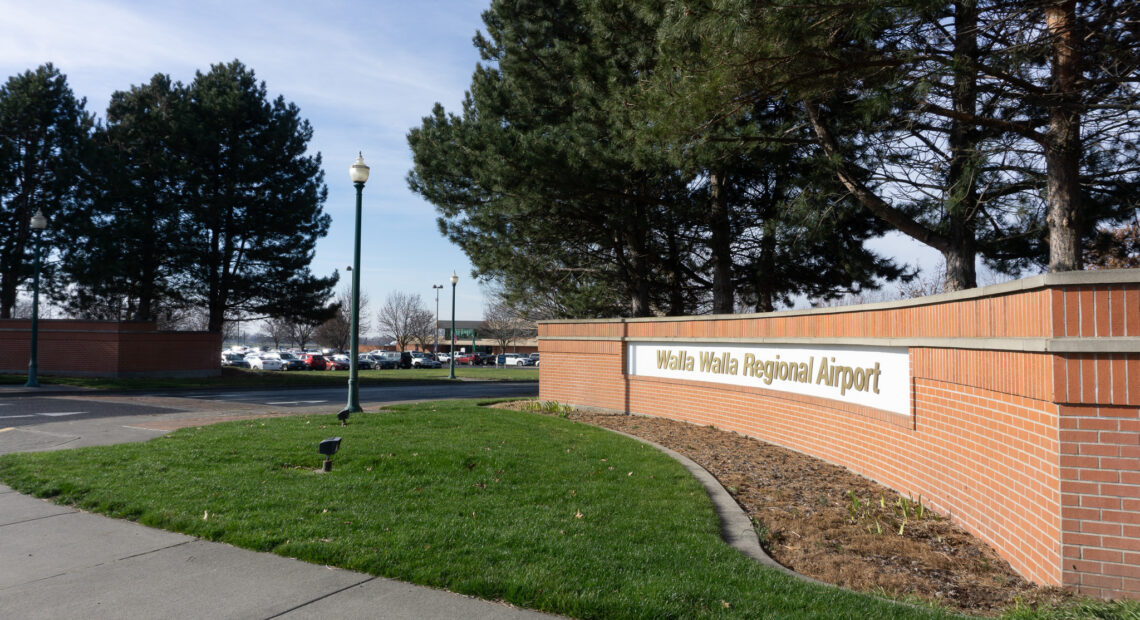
377, 291, 429, 352
315, 286, 369, 352
408, 308, 437, 351
264, 317, 293, 350
481, 297, 535, 353
289, 319, 320, 351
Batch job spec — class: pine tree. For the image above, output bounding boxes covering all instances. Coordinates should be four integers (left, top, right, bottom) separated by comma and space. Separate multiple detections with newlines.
0, 64, 93, 317
652, 0, 1139, 286
180, 60, 337, 332
60, 74, 188, 321
410, 0, 700, 317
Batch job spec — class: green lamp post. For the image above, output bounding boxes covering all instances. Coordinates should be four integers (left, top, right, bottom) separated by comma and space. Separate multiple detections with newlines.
25, 209, 47, 388
448, 271, 458, 380
338, 153, 369, 424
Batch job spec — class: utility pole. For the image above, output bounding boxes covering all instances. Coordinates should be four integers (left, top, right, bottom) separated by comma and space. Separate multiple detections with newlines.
432, 284, 443, 356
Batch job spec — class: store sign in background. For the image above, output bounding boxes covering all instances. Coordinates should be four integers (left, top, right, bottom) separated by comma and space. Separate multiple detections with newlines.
627, 341, 911, 415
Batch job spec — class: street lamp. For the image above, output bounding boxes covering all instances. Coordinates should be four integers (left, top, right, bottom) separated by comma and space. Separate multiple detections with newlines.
448, 271, 458, 380
25, 210, 47, 388
432, 284, 443, 356
338, 153, 369, 425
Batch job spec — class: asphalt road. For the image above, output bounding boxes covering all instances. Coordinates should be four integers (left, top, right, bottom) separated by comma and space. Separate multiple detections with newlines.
0, 381, 538, 454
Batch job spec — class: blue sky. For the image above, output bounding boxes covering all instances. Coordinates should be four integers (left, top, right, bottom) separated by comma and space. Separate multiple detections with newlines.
1, 0, 946, 327
1, 0, 494, 326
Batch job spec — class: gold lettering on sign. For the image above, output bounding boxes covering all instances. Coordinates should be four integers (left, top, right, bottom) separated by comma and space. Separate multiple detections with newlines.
698, 351, 738, 375
651, 347, 886, 401
816, 358, 882, 395
656, 349, 695, 372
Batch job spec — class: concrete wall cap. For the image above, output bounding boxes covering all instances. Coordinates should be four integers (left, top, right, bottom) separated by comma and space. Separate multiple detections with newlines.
538, 269, 1140, 325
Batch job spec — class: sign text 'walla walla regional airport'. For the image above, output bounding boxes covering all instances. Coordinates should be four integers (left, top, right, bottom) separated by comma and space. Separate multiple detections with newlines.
627, 342, 911, 415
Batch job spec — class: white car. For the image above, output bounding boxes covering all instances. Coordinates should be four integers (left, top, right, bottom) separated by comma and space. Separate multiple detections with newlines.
408, 351, 441, 368
247, 354, 284, 371
500, 353, 534, 366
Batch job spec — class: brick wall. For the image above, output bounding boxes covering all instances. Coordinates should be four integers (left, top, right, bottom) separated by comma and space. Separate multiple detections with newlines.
0, 320, 222, 378
539, 270, 1140, 599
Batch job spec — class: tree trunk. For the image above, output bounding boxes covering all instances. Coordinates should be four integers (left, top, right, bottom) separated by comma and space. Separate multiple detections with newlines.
1045, 0, 1082, 272
626, 229, 652, 318
664, 211, 687, 315
0, 184, 33, 319
942, 242, 976, 292
708, 171, 735, 314
943, 0, 981, 291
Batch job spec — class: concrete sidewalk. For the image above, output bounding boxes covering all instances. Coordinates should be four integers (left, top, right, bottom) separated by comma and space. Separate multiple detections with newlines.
0, 484, 559, 619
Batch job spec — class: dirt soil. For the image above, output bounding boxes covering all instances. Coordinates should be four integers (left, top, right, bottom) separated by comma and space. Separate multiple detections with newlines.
497, 403, 1074, 616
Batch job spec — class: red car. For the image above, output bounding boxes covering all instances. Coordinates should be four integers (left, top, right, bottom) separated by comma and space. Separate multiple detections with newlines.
453, 353, 475, 364
298, 353, 327, 370
325, 356, 350, 370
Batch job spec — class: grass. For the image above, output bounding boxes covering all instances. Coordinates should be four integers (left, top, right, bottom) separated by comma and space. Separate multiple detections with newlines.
0, 365, 537, 391
0, 400, 963, 619
1000, 600, 1140, 620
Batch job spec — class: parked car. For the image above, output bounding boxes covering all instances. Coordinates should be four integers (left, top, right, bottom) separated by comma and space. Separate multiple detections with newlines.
246, 354, 284, 371
275, 352, 308, 371
221, 352, 249, 368
368, 351, 401, 369
530, 353, 540, 367
436, 352, 450, 363
298, 353, 328, 371
453, 353, 475, 365
474, 352, 497, 366
409, 351, 441, 368
356, 355, 375, 370
326, 355, 351, 370
496, 353, 535, 366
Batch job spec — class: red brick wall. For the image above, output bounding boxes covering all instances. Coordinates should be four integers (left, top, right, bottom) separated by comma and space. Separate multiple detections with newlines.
539, 270, 1140, 599
0, 320, 222, 378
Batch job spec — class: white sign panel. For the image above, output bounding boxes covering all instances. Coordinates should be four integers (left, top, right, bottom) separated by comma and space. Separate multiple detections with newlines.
627, 341, 911, 415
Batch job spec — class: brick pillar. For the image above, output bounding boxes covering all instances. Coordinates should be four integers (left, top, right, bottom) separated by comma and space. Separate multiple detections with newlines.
1059, 402, 1140, 598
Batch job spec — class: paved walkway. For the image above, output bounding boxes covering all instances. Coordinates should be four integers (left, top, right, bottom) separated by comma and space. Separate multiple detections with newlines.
0, 483, 559, 619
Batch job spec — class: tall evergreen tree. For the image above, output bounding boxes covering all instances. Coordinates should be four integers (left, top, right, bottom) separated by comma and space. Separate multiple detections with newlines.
0, 64, 92, 318
652, 0, 1139, 287
412, 0, 905, 317
59, 74, 188, 321
180, 60, 337, 333
410, 0, 681, 317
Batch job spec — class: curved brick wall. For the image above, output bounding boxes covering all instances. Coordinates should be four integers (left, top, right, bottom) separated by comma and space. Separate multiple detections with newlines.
539, 270, 1140, 599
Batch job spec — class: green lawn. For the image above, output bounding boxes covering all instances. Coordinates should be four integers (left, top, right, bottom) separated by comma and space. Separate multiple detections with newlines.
0, 365, 537, 391
0, 400, 961, 619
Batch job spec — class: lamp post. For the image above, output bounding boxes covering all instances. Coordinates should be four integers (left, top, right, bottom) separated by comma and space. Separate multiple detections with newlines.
448, 271, 458, 379
338, 153, 369, 424
25, 210, 47, 388
432, 284, 443, 356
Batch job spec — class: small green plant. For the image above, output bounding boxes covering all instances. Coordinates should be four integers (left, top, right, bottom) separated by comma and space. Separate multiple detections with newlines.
848, 491, 938, 536
847, 491, 863, 523
751, 517, 771, 547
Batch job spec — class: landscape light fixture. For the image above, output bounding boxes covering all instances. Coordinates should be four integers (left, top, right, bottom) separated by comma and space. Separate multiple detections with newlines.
319, 437, 342, 472
339, 153, 369, 425
25, 210, 47, 388
449, 271, 458, 379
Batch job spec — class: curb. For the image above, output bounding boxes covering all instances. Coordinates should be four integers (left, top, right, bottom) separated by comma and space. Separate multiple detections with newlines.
607, 429, 829, 587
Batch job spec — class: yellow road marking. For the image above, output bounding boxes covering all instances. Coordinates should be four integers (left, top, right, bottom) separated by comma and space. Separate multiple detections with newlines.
0, 427, 13, 433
